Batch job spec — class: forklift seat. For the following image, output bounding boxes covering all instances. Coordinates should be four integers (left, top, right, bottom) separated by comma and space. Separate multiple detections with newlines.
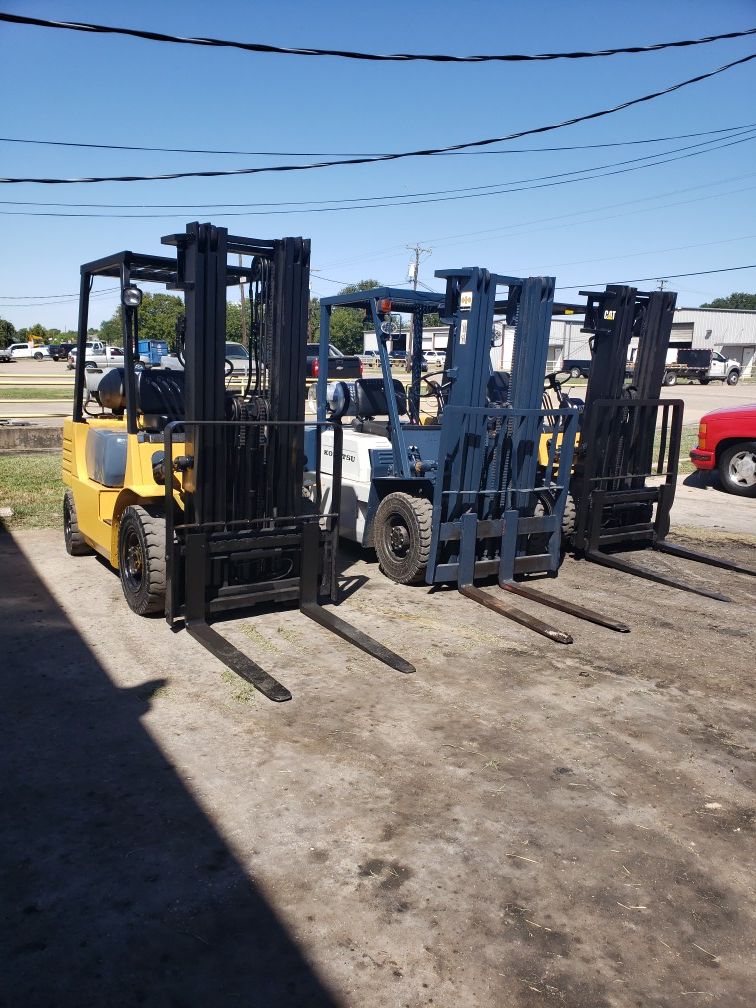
97, 367, 185, 430
136, 368, 185, 429
351, 377, 407, 437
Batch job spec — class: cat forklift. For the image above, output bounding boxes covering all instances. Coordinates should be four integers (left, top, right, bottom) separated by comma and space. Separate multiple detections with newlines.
62, 222, 413, 702
313, 267, 629, 643
543, 284, 756, 598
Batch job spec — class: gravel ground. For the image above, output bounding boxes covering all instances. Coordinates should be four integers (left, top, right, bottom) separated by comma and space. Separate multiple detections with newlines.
1, 516, 754, 1007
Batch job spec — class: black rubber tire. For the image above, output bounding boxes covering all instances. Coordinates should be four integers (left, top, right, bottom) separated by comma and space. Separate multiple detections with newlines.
561, 491, 577, 541
726, 370, 740, 386
85, 360, 97, 370
33, 352, 44, 361
663, 371, 677, 386
63, 489, 94, 556
699, 378, 710, 385
373, 492, 433, 585
117, 505, 166, 614
718, 441, 756, 498
569, 367, 582, 379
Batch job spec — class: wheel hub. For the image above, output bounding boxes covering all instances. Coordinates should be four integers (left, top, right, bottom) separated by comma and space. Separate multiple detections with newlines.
730, 450, 756, 487
389, 523, 410, 555
124, 530, 144, 587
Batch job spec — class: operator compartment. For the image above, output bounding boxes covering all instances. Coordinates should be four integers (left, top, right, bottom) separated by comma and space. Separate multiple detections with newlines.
85, 428, 128, 487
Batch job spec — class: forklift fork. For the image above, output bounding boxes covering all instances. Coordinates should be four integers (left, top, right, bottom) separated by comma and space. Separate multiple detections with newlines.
585, 549, 731, 603
299, 522, 415, 676
653, 539, 756, 578
455, 513, 573, 644
181, 521, 414, 704
497, 580, 631, 633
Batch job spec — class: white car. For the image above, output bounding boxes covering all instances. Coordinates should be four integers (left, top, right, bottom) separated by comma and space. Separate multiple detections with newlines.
423, 349, 446, 366
8, 342, 50, 360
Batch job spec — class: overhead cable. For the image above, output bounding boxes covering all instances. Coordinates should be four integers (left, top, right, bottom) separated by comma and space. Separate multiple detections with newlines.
2, 52, 756, 185
0, 122, 754, 159
1, 12, 754, 63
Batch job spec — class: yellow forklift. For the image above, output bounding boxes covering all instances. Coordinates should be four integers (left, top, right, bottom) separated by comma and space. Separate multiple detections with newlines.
63, 222, 413, 701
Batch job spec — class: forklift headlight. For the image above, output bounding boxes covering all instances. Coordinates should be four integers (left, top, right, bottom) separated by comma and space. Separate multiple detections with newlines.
122, 285, 143, 308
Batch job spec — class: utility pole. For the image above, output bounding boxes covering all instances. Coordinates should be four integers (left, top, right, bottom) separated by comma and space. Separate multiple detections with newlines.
657, 278, 668, 292
406, 244, 432, 291
238, 253, 248, 348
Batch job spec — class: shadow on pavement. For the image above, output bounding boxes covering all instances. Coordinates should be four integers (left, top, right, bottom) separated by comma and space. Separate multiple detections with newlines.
0, 526, 342, 1008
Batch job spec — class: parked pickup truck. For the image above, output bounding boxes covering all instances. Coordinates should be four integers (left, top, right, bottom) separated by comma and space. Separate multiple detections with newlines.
661, 349, 741, 387
67, 341, 124, 369
690, 403, 756, 497
306, 343, 363, 381
562, 358, 591, 379
48, 341, 76, 362
6, 342, 50, 360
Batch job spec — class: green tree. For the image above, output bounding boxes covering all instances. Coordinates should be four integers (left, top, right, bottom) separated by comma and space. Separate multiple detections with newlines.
27, 322, 48, 344
98, 292, 185, 349
308, 297, 321, 340
701, 292, 756, 310
0, 318, 16, 347
99, 309, 123, 345
226, 302, 246, 343
321, 279, 381, 354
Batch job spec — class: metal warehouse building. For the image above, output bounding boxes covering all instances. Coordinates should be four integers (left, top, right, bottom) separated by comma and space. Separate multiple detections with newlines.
554, 307, 756, 377
378, 307, 756, 377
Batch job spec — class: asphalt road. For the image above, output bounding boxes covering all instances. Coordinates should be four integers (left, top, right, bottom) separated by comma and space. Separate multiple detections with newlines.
1, 359, 754, 426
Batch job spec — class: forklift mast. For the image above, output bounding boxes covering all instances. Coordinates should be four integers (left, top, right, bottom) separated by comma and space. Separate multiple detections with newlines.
567, 284, 754, 597
318, 269, 627, 643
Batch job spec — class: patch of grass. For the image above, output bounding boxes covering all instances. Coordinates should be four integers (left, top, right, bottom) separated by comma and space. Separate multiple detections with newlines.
651, 424, 698, 475
276, 624, 301, 647
0, 453, 64, 528
220, 667, 258, 705
239, 622, 279, 652
0, 386, 73, 400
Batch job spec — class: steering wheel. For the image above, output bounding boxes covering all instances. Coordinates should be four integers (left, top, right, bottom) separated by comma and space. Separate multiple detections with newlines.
224, 357, 235, 383
417, 369, 453, 398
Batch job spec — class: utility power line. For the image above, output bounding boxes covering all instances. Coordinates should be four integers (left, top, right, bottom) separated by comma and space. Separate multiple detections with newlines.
557, 263, 756, 290
3, 52, 755, 184
2, 132, 754, 215
1, 12, 753, 63
2, 129, 753, 213
0, 122, 754, 158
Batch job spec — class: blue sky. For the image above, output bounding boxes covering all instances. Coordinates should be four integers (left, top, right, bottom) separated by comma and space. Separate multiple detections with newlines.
1, 0, 755, 330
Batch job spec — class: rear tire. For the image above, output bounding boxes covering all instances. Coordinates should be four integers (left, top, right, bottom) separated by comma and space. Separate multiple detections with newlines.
699, 378, 710, 385
63, 489, 94, 556
569, 367, 582, 379
718, 441, 756, 498
561, 491, 577, 541
373, 492, 433, 585
33, 352, 44, 361
117, 505, 166, 614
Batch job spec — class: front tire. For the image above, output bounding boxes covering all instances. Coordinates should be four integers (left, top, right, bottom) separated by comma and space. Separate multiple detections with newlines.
718, 442, 756, 497
663, 371, 677, 386
117, 505, 166, 614
726, 370, 740, 386
569, 367, 582, 379
63, 490, 94, 556
373, 492, 433, 585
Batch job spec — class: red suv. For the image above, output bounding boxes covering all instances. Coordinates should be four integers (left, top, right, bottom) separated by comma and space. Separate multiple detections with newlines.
690, 404, 756, 497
